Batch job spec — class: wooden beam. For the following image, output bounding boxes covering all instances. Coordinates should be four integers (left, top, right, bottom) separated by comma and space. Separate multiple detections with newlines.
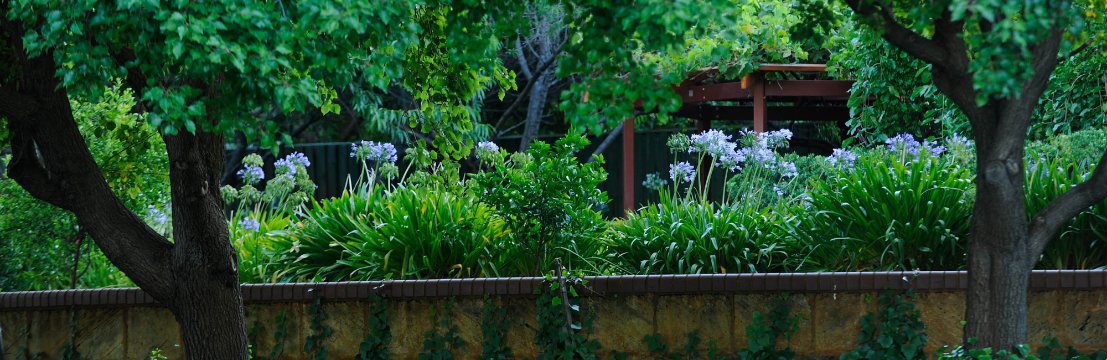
671, 105, 850, 121
621, 118, 635, 216
675, 80, 853, 104
764, 80, 854, 98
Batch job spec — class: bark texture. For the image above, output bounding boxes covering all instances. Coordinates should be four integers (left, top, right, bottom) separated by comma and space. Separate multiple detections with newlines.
1, 16, 249, 359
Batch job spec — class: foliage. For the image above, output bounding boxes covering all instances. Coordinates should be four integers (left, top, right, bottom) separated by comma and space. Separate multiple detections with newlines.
338, 182, 512, 280
356, 294, 391, 360
841, 291, 927, 360
798, 144, 974, 271
612, 192, 796, 274
228, 211, 293, 284
559, 0, 809, 133
4, 1, 533, 158
471, 134, 611, 275
480, 296, 514, 360
419, 300, 464, 360
827, 17, 966, 144
738, 295, 798, 360
0, 85, 163, 291
644, 331, 724, 360
534, 270, 601, 360
1024, 159, 1107, 269
939, 337, 1107, 360
304, 296, 333, 360
271, 183, 381, 281
614, 129, 801, 275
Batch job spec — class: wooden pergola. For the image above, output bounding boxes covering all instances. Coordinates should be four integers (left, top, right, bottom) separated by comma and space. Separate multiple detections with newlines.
620, 63, 854, 213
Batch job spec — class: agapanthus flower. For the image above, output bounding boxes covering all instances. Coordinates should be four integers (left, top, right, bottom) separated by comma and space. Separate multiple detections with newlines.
274, 158, 297, 177
146, 205, 169, 227
886, 133, 922, 156
238, 217, 260, 232
669, 161, 696, 183
477, 141, 499, 153
922, 140, 947, 156
475, 141, 500, 160
666, 133, 692, 153
779, 161, 798, 178
284, 152, 311, 168
717, 148, 745, 171
236, 165, 265, 185
642, 172, 669, 191
827, 148, 858, 168
689, 129, 734, 157
739, 147, 776, 164
763, 129, 793, 149
947, 133, 973, 149
351, 141, 398, 163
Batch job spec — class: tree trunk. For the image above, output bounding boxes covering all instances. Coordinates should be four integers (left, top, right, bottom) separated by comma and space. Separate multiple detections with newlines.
964, 107, 1033, 349
1, 17, 248, 359
164, 131, 250, 359
520, 70, 552, 151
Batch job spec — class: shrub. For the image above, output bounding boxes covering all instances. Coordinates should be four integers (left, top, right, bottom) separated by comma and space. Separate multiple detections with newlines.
338, 183, 513, 280
471, 134, 612, 275
612, 191, 796, 274
798, 142, 973, 271
271, 183, 382, 281
619, 129, 802, 274
229, 211, 293, 283
1025, 159, 1107, 269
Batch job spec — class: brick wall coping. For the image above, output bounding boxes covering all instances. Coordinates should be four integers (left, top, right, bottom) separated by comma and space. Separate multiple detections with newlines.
2, 270, 1105, 310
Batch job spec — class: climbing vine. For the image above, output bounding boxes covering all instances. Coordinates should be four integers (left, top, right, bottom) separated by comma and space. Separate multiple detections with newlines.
356, 294, 391, 360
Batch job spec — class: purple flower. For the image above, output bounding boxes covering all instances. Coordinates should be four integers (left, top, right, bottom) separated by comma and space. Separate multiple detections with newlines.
238, 217, 260, 232
947, 133, 973, 149
236, 165, 265, 185
285, 152, 311, 168
477, 141, 499, 153
669, 161, 696, 184
886, 133, 922, 156
779, 161, 798, 178
923, 140, 947, 156
274, 158, 297, 177
351, 141, 398, 163
717, 148, 745, 171
827, 148, 858, 168
689, 129, 734, 157
475, 141, 500, 160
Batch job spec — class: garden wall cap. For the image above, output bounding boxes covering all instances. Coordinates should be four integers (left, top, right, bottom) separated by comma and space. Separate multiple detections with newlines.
1, 270, 1104, 311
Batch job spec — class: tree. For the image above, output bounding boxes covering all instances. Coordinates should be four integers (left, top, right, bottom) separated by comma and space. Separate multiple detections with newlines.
0, 1, 524, 358
841, 0, 1106, 350
0, 0, 718, 357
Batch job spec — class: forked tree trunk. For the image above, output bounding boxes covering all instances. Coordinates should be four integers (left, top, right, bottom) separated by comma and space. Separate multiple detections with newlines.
0, 18, 249, 359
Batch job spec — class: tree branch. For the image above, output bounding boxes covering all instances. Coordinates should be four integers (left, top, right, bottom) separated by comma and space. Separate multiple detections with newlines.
1028, 148, 1107, 264
515, 37, 533, 80
494, 40, 564, 132
843, 0, 949, 66
587, 121, 620, 163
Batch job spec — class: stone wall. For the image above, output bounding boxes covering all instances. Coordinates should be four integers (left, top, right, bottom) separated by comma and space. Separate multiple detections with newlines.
3, 290, 1107, 359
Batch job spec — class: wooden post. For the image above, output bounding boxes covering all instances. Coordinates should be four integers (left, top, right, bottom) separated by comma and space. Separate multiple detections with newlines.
622, 118, 635, 215
752, 72, 767, 133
